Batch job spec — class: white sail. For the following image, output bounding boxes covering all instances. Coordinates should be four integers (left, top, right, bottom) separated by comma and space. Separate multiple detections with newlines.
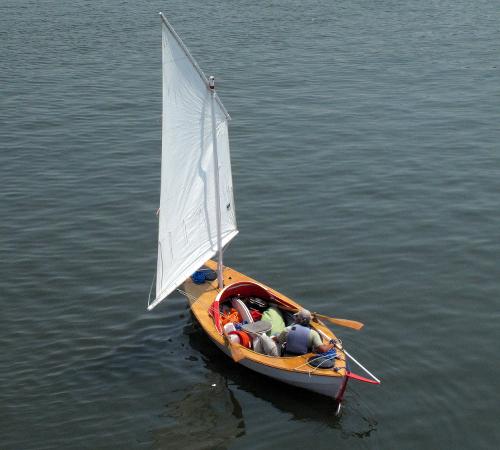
150, 14, 238, 310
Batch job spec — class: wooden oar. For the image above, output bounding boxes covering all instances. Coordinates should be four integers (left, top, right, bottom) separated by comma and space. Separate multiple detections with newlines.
278, 304, 364, 330
312, 313, 364, 330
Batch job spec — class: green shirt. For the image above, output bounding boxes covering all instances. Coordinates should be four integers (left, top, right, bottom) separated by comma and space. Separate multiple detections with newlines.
261, 305, 286, 336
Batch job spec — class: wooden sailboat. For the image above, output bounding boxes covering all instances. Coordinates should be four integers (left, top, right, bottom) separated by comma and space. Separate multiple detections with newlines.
149, 13, 380, 410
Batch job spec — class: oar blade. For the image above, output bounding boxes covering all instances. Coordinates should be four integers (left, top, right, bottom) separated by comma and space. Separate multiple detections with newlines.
316, 314, 364, 330
327, 317, 364, 330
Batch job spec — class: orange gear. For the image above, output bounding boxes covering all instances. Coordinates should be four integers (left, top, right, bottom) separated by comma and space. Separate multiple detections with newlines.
221, 308, 242, 326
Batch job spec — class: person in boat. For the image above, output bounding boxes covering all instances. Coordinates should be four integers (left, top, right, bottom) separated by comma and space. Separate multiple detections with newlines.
274, 308, 334, 355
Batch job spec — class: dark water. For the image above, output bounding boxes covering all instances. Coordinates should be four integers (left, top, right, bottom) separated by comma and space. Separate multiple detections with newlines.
1, 0, 499, 448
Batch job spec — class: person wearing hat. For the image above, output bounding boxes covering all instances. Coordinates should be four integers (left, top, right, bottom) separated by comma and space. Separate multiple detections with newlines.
274, 308, 334, 355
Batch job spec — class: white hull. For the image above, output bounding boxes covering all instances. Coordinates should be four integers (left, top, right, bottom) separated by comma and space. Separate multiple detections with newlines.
208, 334, 347, 400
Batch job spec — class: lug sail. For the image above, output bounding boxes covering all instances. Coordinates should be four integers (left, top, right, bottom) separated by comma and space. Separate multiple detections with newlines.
149, 14, 238, 310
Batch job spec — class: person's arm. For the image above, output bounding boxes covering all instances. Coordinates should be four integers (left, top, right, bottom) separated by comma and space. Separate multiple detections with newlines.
311, 330, 335, 353
314, 343, 335, 354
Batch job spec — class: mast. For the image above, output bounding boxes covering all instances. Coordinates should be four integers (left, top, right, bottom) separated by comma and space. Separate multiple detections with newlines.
209, 76, 224, 290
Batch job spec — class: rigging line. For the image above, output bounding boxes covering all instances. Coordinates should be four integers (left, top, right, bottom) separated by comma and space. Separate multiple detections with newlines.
158, 240, 164, 296
294, 353, 344, 372
342, 349, 381, 384
309, 356, 346, 376
176, 288, 197, 302
147, 272, 156, 308
293, 354, 325, 371
316, 328, 381, 384
176, 279, 222, 302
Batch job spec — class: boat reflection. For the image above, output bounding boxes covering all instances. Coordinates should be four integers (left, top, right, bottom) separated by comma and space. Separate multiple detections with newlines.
185, 316, 378, 437
151, 372, 245, 449
185, 319, 336, 421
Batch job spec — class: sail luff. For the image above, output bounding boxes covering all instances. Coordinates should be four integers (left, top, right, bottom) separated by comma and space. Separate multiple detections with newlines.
158, 12, 230, 120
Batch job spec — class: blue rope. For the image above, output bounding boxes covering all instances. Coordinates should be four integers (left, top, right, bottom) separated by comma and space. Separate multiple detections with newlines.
318, 349, 337, 358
